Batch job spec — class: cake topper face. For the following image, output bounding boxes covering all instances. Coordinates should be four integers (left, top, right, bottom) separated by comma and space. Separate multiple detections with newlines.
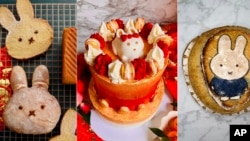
112, 29, 144, 62
210, 35, 249, 80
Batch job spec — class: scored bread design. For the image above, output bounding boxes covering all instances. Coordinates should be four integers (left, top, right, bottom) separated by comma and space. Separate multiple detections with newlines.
49, 109, 77, 141
62, 27, 77, 84
183, 26, 250, 114
0, 0, 53, 59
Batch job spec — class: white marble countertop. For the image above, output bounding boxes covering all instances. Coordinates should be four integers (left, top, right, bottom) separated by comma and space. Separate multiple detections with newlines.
179, 0, 250, 141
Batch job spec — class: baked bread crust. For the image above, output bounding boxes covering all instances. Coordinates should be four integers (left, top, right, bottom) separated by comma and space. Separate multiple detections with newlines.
0, 0, 53, 60
183, 26, 250, 114
62, 27, 77, 84
3, 65, 61, 134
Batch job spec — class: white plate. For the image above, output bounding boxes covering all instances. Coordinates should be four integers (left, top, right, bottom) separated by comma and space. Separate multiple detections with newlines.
90, 91, 173, 141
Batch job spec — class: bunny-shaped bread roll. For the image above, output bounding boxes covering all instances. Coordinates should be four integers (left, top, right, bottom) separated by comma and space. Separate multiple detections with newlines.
0, 0, 53, 60
209, 34, 249, 101
49, 109, 77, 141
3, 65, 61, 134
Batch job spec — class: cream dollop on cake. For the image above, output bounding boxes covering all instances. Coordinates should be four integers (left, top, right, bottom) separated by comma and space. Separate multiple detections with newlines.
84, 43, 102, 66
146, 44, 165, 75
148, 24, 165, 44
108, 59, 125, 83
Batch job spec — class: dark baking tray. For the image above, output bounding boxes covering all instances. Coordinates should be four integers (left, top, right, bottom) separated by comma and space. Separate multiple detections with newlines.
0, 2, 76, 141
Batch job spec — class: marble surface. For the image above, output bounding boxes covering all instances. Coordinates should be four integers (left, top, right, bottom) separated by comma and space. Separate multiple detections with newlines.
76, 0, 177, 53
179, 0, 250, 141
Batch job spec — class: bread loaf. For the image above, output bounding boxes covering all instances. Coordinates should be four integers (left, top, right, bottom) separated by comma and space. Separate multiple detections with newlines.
62, 27, 77, 84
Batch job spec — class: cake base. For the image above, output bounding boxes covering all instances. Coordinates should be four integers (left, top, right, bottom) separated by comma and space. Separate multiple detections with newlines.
89, 78, 165, 125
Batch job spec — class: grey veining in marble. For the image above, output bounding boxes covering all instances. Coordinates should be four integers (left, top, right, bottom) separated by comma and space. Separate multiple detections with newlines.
77, 0, 177, 53
179, 0, 250, 141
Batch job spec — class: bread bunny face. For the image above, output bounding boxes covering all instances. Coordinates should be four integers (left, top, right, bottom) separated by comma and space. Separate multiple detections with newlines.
210, 35, 249, 80
0, 0, 53, 60
3, 65, 61, 134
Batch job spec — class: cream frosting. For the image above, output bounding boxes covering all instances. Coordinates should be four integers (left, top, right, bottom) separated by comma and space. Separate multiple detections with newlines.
99, 22, 115, 41
146, 44, 165, 75
84, 44, 103, 66
112, 29, 144, 62
148, 23, 165, 44
125, 19, 138, 33
134, 17, 145, 32
108, 59, 125, 84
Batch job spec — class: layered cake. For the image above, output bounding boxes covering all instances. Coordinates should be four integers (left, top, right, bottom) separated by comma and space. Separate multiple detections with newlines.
84, 18, 176, 124
183, 26, 250, 114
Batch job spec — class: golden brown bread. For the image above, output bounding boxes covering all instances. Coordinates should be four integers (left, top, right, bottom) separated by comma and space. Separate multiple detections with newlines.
62, 27, 77, 84
183, 26, 250, 114
0, 0, 53, 60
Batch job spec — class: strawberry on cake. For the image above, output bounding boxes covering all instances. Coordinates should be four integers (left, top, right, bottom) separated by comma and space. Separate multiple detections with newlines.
84, 17, 175, 124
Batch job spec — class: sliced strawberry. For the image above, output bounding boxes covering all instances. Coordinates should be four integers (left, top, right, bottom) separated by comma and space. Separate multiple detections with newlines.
90, 33, 105, 49
140, 22, 153, 39
157, 40, 169, 58
115, 19, 124, 29
165, 23, 177, 34
77, 113, 103, 141
165, 79, 177, 101
168, 31, 177, 63
94, 54, 112, 76
131, 58, 147, 80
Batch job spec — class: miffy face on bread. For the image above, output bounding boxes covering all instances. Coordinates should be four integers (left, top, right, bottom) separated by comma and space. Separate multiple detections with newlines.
0, 0, 53, 60
3, 65, 61, 134
210, 34, 249, 80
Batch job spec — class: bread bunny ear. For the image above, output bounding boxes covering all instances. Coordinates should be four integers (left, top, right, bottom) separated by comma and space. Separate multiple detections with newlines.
0, 7, 17, 31
32, 65, 49, 89
10, 66, 28, 92
16, 0, 34, 21
60, 109, 77, 135
235, 35, 247, 54
218, 34, 231, 53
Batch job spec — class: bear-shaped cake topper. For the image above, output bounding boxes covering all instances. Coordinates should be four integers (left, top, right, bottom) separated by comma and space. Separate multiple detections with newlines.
3, 65, 61, 134
209, 34, 249, 101
112, 29, 144, 62
0, 0, 54, 60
